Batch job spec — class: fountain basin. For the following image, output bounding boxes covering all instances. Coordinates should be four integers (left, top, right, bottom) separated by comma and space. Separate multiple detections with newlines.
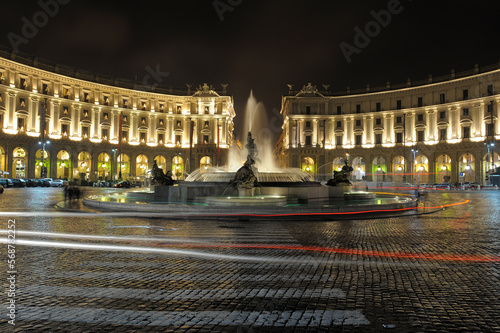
204, 195, 287, 207
82, 189, 417, 220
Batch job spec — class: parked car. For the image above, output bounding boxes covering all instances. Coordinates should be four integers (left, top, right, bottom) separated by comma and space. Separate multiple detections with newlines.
0, 184, 3, 193
43, 178, 68, 187
36, 179, 50, 187
463, 182, 480, 189
11, 178, 27, 187
433, 183, 451, 189
0, 179, 13, 188
25, 179, 37, 187
396, 183, 417, 189
114, 180, 132, 188
94, 180, 112, 187
51, 179, 69, 187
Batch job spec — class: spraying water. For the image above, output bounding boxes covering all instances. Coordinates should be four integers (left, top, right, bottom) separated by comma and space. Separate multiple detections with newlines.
228, 91, 277, 171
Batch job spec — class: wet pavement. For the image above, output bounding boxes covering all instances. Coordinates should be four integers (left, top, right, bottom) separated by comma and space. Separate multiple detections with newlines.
0, 187, 499, 332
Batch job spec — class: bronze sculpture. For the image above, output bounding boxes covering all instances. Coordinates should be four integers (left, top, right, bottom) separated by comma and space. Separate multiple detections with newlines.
151, 160, 175, 186
326, 160, 353, 186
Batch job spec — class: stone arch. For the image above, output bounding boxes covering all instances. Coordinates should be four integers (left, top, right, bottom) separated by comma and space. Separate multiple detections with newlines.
12, 147, 27, 178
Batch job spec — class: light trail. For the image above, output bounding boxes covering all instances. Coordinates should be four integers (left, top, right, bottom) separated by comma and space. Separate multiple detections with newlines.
202, 199, 470, 217
0, 238, 280, 263
0, 230, 212, 244
0, 199, 469, 218
165, 243, 500, 263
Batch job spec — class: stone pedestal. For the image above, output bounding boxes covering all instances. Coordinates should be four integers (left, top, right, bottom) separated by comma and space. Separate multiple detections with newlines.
238, 188, 255, 197
342, 185, 353, 193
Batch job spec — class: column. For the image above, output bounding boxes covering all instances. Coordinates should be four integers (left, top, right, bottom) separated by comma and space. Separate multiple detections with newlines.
312, 119, 318, 146
495, 100, 500, 139
53, 101, 61, 135
385, 115, 393, 143
346, 118, 353, 145
450, 107, 459, 139
425, 110, 433, 141
406, 113, 415, 143
29, 96, 38, 133
432, 110, 438, 140
131, 112, 139, 142
222, 118, 227, 145
299, 120, 304, 147
292, 119, 297, 147
363, 116, 369, 144
111, 110, 119, 141
91, 107, 100, 139
323, 119, 329, 146
183, 118, 190, 144
6, 92, 16, 130
167, 117, 173, 144
149, 114, 157, 143
72, 105, 80, 138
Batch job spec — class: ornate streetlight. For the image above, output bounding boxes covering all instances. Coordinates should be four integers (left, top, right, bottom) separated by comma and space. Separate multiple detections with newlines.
411, 148, 418, 185
484, 142, 495, 185
38, 140, 50, 178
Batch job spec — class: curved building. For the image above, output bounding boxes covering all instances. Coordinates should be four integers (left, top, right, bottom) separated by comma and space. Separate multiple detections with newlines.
0, 53, 235, 183
279, 65, 500, 185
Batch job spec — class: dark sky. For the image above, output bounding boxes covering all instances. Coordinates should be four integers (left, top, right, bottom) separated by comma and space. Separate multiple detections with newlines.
2, 0, 500, 143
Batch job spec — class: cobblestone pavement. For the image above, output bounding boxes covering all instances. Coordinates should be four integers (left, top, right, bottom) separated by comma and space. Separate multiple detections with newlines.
0, 188, 499, 332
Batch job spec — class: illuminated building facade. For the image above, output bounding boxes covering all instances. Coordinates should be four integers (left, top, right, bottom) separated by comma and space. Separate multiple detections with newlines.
0, 54, 235, 182
279, 65, 500, 185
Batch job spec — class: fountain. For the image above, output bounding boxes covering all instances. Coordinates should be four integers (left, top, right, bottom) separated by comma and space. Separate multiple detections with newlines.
82, 93, 416, 217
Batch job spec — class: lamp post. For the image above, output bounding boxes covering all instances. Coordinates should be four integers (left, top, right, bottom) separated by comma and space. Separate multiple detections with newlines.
411, 148, 418, 185
111, 149, 117, 183
38, 140, 50, 178
484, 142, 495, 185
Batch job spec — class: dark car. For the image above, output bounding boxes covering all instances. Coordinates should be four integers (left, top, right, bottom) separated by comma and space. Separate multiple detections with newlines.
0, 179, 13, 188
11, 178, 27, 187
0, 184, 3, 193
433, 183, 451, 189
36, 179, 51, 187
25, 179, 37, 187
114, 181, 132, 188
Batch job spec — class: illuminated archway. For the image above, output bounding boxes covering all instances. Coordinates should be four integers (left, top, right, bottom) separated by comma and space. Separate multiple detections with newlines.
117, 154, 130, 180
35, 149, 50, 179
172, 156, 184, 180
97, 153, 111, 180
436, 154, 452, 183
392, 156, 405, 183
352, 157, 365, 180
154, 155, 167, 172
415, 155, 429, 185
457, 153, 475, 183
200, 156, 212, 173
301, 157, 315, 176
372, 156, 386, 182
12, 148, 27, 178
136, 155, 149, 180
483, 152, 500, 183
56, 150, 71, 180
332, 157, 344, 174
77, 152, 91, 181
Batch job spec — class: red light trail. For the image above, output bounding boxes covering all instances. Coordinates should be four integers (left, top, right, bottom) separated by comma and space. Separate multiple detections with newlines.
203, 199, 470, 217
171, 243, 500, 263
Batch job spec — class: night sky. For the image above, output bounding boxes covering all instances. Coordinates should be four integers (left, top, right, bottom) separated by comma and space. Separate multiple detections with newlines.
2, 0, 500, 143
